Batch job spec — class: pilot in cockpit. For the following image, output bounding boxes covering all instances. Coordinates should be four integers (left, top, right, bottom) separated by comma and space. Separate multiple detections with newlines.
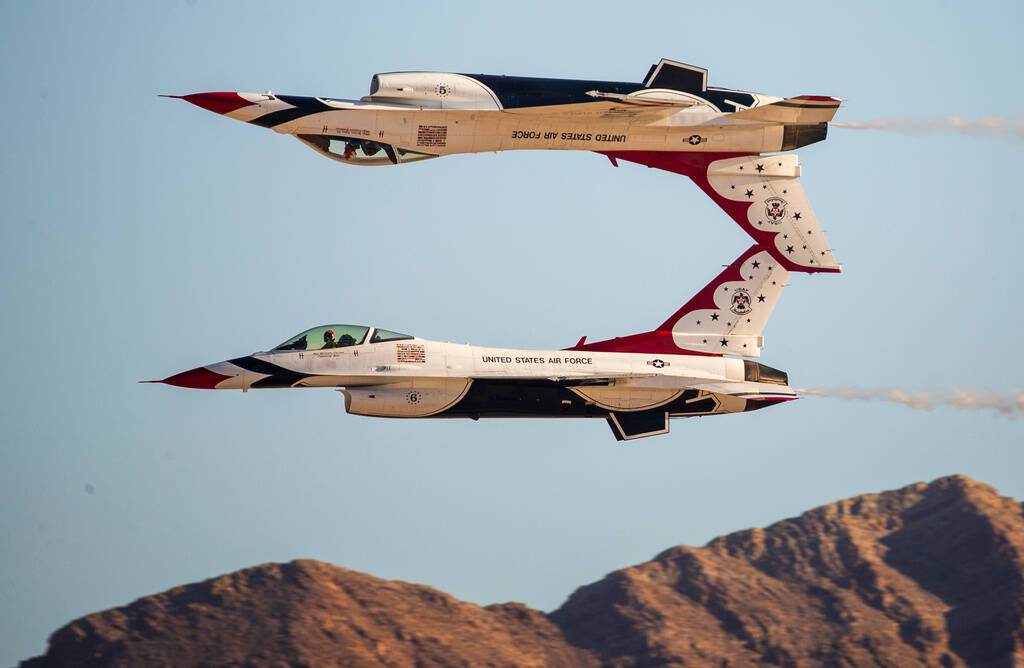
322, 329, 358, 349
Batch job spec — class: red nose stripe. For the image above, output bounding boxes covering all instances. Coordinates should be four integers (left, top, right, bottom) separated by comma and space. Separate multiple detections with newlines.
178, 92, 254, 115
160, 366, 232, 389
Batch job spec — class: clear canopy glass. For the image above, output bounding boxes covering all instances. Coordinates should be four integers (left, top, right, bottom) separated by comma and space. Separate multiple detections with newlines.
272, 325, 415, 352
297, 134, 438, 166
369, 328, 413, 343
273, 325, 370, 352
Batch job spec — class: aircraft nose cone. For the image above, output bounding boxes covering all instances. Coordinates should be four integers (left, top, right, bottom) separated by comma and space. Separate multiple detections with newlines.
172, 92, 254, 116
158, 366, 233, 389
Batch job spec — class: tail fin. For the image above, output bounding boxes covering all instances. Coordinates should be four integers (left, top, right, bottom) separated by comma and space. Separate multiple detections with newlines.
569, 245, 789, 358
598, 151, 840, 273
659, 245, 789, 357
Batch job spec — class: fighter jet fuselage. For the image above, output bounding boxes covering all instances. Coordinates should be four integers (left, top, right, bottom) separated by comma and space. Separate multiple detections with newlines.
159, 329, 793, 441
178, 65, 837, 164
170, 59, 843, 274
159, 61, 845, 439
153, 245, 797, 441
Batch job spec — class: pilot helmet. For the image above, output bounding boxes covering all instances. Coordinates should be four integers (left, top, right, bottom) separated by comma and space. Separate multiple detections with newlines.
324, 329, 335, 341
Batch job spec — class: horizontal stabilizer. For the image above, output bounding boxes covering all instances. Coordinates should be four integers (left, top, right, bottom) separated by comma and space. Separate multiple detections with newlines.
728, 95, 841, 124
686, 380, 798, 401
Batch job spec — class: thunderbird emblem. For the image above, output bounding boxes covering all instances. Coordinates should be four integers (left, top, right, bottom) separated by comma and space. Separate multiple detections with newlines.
730, 288, 752, 315
765, 197, 787, 222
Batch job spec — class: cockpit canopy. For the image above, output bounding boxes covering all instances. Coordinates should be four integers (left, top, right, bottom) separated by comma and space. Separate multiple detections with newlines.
296, 134, 438, 167
273, 325, 413, 352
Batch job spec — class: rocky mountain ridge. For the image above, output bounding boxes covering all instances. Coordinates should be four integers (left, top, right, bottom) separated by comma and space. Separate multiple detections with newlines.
23, 475, 1024, 667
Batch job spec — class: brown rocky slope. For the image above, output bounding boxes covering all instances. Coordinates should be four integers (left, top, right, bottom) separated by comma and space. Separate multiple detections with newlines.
23, 475, 1024, 667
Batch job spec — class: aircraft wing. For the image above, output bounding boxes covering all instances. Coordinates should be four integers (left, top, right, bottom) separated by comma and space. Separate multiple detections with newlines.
550, 373, 657, 385
499, 101, 684, 122
457, 368, 656, 383
558, 375, 796, 401
600, 151, 840, 273
501, 95, 840, 124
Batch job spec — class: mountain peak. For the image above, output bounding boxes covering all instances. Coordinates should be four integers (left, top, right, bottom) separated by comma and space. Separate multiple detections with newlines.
23, 475, 1024, 667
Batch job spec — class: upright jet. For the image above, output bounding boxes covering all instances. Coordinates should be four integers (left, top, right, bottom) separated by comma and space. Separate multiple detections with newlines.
151, 245, 797, 441
169, 59, 842, 273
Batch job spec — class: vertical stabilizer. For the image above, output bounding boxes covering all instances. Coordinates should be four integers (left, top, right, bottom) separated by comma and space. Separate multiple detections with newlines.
659, 246, 789, 357
598, 151, 841, 273
568, 245, 789, 358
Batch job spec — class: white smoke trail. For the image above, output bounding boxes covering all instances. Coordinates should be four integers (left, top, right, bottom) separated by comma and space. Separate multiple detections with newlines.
795, 388, 1024, 416
830, 116, 1024, 140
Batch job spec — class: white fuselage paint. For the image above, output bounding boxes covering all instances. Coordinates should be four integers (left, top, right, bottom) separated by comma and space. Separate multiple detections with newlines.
229, 94, 789, 156
206, 335, 795, 419
213, 338, 736, 388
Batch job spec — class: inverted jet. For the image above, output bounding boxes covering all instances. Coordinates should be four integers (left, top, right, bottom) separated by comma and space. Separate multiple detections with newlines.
151, 245, 798, 441
169, 58, 842, 273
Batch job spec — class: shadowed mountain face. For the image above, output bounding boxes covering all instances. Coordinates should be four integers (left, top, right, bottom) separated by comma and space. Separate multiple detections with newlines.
550, 474, 1024, 667
22, 475, 1024, 668
21, 561, 596, 668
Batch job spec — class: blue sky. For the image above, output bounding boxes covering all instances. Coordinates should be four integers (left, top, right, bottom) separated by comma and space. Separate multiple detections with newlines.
2, 1, 1021, 663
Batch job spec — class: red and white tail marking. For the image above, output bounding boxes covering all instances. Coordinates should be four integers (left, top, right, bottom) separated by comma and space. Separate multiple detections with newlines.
704, 154, 838, 272
658, 245, 789, 357
568, 245, 789, 358
599, 151, 840, 274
